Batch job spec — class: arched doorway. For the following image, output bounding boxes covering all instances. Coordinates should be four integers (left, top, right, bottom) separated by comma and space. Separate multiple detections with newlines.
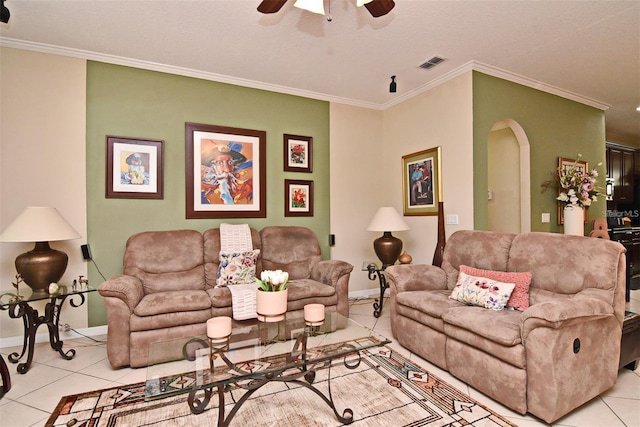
487, 119, 531, 233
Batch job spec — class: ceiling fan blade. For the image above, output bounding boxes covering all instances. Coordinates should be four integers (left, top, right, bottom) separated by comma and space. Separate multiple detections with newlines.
364, 0, 395, 17
257, 0, 289, 14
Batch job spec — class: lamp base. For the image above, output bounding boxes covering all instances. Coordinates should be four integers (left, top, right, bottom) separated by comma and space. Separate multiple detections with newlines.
373, 232, 403, 267
15, 242, 68, 292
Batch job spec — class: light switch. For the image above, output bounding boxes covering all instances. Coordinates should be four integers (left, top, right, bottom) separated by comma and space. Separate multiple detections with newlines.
446, 214, 459, 225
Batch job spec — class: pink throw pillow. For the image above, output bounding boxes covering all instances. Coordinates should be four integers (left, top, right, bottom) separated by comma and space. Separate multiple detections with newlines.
459, 265, 531, 311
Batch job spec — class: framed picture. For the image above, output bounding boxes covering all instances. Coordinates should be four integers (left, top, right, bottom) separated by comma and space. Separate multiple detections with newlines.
283, 134, 313, 173
557, 157, 589, 225
185, 122, 266, 219
106, 136, 164, 199
402, 147, 442, 216
285, 179, 314, 217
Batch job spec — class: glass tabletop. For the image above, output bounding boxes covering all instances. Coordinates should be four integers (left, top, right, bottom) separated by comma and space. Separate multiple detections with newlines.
0, 284, 95, 307
145, 311, 390, 401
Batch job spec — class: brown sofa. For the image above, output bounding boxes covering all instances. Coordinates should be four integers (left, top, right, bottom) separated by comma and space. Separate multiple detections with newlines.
98, 226, 353, 368
385, 230, 626, 424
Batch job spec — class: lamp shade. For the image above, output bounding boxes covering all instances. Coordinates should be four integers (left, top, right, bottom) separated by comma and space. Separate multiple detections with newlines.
0, 207, 80, 242
366, 207, 409, 232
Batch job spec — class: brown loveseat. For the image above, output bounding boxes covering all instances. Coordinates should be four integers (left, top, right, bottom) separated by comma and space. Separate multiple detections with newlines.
98, 226, 353, 368
385, 230, 626, 424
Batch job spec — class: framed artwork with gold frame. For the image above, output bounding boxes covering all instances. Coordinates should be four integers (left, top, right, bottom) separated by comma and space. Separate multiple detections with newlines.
402, 147, 442, 216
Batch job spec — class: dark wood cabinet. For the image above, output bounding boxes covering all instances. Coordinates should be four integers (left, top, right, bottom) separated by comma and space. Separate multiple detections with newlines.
606, 144, 635, 202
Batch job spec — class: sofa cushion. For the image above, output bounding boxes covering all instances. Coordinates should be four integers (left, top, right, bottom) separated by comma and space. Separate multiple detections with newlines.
449, 271, 516, 310
216, 249, 260, 287
441, 230, 516, 290
124, 230, 205, 293
441, 305, 524, 347
396, 289, 465, 319
460, 265, 532, 311
260, 226, 322, 280
286, 279, 336, 301
133, 290, 211, 317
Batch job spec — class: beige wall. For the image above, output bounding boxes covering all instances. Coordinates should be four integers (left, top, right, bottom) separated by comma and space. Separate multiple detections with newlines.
329, 103, 384, 294
382, 73, 474, 265
329, 73, 474, 294
0, 47, 88, 339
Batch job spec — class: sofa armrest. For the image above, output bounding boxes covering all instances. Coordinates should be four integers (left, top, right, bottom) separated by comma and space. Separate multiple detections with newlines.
521, 297, 614, 341
385, 264, 447, 293
97, 275, 144, 313
310, 260, 353, 318
310, 260, 354, 287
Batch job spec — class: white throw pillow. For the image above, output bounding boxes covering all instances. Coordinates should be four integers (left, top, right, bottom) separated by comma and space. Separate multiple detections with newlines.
449, 271, 516, 310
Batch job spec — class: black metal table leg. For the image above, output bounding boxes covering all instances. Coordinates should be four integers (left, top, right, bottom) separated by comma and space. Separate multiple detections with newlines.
1, 293, 84, 374
367, 264, 388, 318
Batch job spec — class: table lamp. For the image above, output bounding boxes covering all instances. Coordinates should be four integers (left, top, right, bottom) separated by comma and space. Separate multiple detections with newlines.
0, 207, 81, 292
366, 207, 409, 267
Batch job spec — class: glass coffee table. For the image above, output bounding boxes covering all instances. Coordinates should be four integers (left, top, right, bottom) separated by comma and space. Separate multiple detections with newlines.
145, 311, 390, 426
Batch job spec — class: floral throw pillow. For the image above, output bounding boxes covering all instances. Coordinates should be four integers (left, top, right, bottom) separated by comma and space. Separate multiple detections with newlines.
460, 265, 532, 311
449, 271, 516, 311
216, 249, 260, 288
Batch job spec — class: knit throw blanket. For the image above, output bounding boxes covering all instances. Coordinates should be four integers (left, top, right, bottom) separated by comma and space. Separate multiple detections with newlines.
220, 223, 258, 320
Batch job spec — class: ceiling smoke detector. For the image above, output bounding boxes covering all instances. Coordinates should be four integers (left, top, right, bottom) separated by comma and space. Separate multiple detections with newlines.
419, 56, 445, 70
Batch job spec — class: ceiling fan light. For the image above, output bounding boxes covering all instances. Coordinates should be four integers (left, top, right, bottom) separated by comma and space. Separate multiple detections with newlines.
294, 0, 325, 15
357, 0, 374, 6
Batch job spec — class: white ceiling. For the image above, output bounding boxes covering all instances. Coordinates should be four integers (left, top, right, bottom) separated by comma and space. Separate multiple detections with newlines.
1, 0, 639, 144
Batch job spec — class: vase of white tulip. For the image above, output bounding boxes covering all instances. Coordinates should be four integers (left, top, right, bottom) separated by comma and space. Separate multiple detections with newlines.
255, 270, 289, 322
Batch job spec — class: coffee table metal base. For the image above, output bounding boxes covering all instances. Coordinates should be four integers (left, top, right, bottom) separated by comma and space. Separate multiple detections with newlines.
186, 333, 358, 426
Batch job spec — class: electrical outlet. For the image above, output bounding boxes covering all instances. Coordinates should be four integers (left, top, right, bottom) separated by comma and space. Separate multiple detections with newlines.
541, 213, 550, 223
59, 323, 71, 332
446, 214, 459, 225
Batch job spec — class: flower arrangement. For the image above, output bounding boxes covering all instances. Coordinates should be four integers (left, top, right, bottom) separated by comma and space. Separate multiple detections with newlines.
541, 154, 603, 208
255, 269, 289, 292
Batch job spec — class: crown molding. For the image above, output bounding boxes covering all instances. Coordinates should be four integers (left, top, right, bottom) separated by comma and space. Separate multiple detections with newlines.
1, 37, 608, 111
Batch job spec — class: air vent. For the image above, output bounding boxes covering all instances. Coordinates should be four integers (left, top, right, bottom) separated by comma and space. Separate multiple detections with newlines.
419, 56, 445, 70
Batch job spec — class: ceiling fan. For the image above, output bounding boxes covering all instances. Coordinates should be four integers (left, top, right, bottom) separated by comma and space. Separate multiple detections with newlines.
258, 0, 395, 18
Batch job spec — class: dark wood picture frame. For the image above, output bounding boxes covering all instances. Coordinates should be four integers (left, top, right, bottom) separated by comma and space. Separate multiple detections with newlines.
283, 134, 313, 173
185, 122, 266, 219
402, 146, 442, 216
106, 136, 164, 199
284, 179, 314, 217
557, 157, 589, 225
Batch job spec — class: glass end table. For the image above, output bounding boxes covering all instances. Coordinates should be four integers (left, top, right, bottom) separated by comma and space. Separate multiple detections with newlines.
0, 283, 95, 374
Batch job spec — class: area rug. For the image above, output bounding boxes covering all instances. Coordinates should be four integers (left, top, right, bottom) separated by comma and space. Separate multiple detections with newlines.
47, 345, 517, 426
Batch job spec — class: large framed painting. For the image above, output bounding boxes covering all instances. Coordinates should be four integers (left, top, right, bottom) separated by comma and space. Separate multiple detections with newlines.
402, 146, 442, 216
185, 122, 266, 219
557, 157, 589, 225
283, 134, 313, 173
106, 136, 164, 199
284, 179, 314, 217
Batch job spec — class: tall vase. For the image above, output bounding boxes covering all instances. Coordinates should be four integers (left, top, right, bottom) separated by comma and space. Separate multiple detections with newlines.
256, 288, 288, 322
563, 204, 584, 236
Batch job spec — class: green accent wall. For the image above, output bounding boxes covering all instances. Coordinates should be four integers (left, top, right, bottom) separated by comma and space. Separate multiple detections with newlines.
472, 71, 606, 232
86, 62, 330, 326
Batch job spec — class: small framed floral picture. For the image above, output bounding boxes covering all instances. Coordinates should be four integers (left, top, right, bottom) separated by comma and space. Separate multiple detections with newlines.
283, 134, 313, 173
557, 157, 589, 225
285, 179, 314, 217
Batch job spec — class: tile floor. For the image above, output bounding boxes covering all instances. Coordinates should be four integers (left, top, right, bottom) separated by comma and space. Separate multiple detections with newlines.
0, 291, 639, 427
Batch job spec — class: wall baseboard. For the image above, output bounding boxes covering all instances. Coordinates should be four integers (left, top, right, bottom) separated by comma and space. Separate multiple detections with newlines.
0, 325, 108, 349
0, 290, 380, 348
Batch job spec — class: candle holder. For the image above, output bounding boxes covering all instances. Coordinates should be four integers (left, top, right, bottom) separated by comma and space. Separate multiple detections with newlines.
208, 336, 230, 371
